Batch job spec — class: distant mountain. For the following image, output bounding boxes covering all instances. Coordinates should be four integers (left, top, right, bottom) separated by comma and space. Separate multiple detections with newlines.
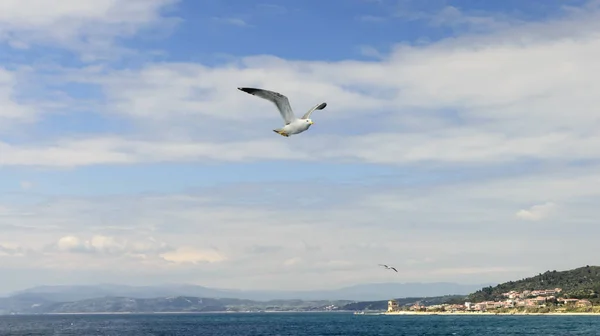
468, 265, 600, 303
317, 282, 491, 301
0, 294, 55, 314
0, 293, 468, 314
8, 284, 228, 302
0, 296, 353, 314
7, 282, 492, 302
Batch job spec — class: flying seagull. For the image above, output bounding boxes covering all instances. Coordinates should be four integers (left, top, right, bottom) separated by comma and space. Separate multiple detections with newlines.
379, 264, 398, 272
237, 87, 327, 137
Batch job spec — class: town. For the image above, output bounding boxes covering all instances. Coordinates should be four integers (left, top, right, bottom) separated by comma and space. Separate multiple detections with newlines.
386, 288, 595, 313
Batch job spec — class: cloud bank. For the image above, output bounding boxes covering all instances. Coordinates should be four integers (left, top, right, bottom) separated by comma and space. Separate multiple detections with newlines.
1, 0, 599, 293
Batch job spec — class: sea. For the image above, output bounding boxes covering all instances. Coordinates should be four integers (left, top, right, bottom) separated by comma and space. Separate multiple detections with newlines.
1, 312, 600, 336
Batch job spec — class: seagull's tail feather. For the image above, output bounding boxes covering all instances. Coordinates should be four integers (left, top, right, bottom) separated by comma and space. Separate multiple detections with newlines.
273, 128, 289, 137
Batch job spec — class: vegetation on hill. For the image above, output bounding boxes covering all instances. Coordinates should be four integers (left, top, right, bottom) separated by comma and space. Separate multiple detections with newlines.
342, 295, 465, 311
467, 266, 600, 303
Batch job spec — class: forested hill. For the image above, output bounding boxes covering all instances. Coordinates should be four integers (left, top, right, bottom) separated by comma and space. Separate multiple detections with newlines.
342, 295, 465, 311
468, 266, 600, 302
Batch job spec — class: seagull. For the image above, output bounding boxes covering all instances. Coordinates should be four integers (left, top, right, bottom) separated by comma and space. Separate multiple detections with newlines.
237, 87, 327, 137
379, 264, 398, 272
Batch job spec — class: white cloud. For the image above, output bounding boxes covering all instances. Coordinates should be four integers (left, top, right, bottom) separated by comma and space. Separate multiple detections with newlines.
0, 137, 313, 167
55, 235, 169, 255
160, 247, 226, 264
0, 0, 179, 59
516, 202, 557, 221
357, 45, 384, 58
4, 12, 600, 168
0, 243, 26, 257
0, 165, 599, 291
2, 1, 600, 293
56, 235, 85, 252
0, 4, 585, 167
0, 67, 37, 124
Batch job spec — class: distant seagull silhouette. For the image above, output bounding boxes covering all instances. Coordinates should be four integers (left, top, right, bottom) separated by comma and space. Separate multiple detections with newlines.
379, 264, 398, 272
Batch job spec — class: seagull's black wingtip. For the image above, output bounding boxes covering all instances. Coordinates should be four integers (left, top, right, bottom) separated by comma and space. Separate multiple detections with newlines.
238, 87, 259, 94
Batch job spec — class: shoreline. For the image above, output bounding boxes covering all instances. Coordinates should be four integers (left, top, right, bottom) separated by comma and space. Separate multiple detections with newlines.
382, 311, 600, 316
1, 310, 598, 316
1, 310, 351, 316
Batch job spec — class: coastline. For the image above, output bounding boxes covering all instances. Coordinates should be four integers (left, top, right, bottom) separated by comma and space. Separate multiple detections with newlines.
382, 311, 600, 316
3, 310, 350, 316
2, 310, 599, 316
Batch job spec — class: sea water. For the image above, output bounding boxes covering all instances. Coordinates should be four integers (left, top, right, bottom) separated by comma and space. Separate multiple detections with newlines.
1, 312, 599, 335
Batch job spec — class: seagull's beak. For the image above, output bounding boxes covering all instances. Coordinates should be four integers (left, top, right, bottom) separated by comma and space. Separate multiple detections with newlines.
309, 120, 314, 125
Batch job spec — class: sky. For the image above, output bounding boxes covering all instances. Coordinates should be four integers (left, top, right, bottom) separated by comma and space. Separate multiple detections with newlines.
0, 0, 599, 295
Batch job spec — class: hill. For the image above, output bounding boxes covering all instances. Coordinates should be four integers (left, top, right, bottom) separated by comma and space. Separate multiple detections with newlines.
7, 282, 490, 302
0, 295, 353, 314
0, 281, 490, 314
467, 265, 600, 303
341, 295, 465, 311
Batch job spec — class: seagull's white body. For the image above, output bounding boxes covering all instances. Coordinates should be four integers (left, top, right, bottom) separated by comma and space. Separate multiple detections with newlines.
237, 87, 327, 137
277, 118, 312, 136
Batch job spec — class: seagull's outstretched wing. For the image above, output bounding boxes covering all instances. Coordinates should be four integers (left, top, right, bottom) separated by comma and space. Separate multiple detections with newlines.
301, 102, 327, 120
238, 87, 296, 125
390, 267, 398, 272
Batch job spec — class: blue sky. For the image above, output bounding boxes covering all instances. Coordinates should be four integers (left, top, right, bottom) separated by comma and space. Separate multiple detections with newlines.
1, 0, 600, 294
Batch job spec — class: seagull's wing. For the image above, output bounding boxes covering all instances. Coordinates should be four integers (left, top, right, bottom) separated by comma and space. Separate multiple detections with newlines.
238, 87, 296, 124
378, 264, 388, 268
391, 267, 398, 272
301, 102, 327, 120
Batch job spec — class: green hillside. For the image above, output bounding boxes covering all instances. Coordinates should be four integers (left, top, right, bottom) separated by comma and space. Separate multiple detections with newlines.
342, 295, 464, 311
467, 265, 600, 303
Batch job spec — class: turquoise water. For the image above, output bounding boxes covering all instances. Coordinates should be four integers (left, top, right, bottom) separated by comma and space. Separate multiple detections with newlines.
1, 313, 600, 335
